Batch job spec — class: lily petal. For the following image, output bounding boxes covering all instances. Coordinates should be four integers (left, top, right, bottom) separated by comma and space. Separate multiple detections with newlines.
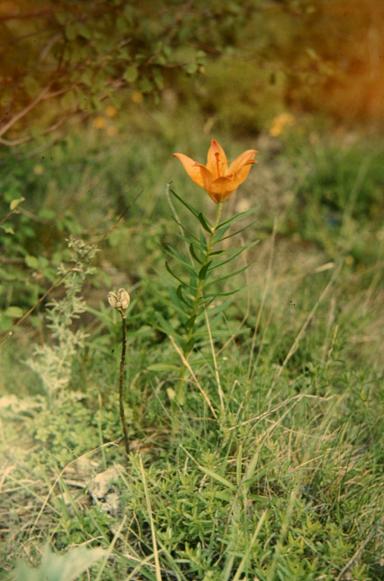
228, 149, 257, 175
229, 149, 257, 190
173, 153, 205, 188
209, 176, 236, 202
207, 139, 228, 178
194, 162, 214, 192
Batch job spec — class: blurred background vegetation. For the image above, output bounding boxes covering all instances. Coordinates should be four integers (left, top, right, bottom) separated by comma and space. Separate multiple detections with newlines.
1, 0, 384, 144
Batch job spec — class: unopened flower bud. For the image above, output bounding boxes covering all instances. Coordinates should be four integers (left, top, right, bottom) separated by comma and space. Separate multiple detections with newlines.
108, 288, 130, 315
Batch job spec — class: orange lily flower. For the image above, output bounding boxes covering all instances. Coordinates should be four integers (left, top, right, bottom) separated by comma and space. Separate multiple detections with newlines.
173, 139, 257, 203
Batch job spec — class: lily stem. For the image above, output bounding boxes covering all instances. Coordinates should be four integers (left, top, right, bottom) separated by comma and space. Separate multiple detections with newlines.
119, 312, 130, 455
176, 202, 223, 406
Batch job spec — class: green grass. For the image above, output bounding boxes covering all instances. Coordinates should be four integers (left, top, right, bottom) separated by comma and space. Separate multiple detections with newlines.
0, 112, 383, 580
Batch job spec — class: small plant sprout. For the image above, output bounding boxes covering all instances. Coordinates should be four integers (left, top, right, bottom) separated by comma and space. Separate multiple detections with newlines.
108, 288, 131, 455
167, 139, 258, 408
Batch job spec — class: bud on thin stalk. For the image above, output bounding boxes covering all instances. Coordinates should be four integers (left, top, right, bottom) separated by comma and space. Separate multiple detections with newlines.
108, 288, 131, 455
108, 288, 131, 317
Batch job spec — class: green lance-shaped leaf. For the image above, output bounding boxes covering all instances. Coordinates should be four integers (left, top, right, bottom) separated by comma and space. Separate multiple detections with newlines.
176, 284, 193, 308
169, 188, 212, 233
169, 288, 191, 315
169, 214, 200, 244
205, 263, 250, 288
217, 207, 257, 230
184, 262, 198, 284
198, 261, 212, 280
199, 231, 208, 252
165, 261, 187, 287
212, 208, 257, 243
208, 246, 248, 271
209, 240, 259, 271
189, 242, 203, 264
209, 249, 224, 256
197, 212, 212, 233
155, 312, 180, 339
164, 244, 195, 274
220, 218, 259, 241
196, 465, 236, 491
169, 188, 200, 219
204, 288, 243, 299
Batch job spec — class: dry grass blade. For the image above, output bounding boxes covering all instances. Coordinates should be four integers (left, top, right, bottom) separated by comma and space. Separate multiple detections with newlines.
138, 455, 162, 581
168, 334, 217, 419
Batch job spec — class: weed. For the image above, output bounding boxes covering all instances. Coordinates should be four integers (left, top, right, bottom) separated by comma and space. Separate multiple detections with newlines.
27, 238, 97, 403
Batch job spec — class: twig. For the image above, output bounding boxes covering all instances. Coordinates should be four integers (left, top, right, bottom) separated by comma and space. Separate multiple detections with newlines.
0, 10, 52, 22
0, 209, 16, 226
0, 86, 70, 145
0, 86, 50, 138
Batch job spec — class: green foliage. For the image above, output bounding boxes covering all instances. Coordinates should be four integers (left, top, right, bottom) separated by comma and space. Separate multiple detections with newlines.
0, 0, 256, 143
30, 397, 101, 466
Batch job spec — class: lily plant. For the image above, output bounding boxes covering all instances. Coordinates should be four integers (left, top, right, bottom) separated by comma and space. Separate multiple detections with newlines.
161, 138, 257, 409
